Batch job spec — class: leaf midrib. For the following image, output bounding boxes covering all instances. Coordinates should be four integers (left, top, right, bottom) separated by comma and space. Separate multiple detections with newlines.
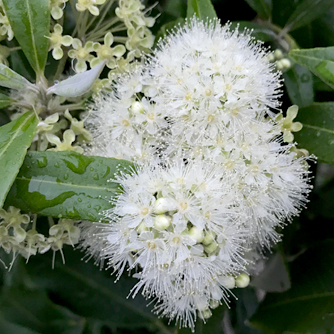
25, 0, 40, 73
260, 290, 334, 311
302, 123, 334, 135
15, 176, 118, 193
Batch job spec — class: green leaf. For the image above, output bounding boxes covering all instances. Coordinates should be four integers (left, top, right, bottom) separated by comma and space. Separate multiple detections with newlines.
187, 0, 217, 20
289, 47, 334, 89
0, 285, 85, 334
2, 0, 50, 76
244, 0, 272, 20
293, 102, 334, 163
0, 93, 13, 109
6, 151, 134, 221
283, 64, 314, 107
0, 63, 33, 90
25, 248, 172, 333
0, 314, 40, 334
0, 111, 37, 208
283, 0, 334, 33
230, 21, 277, 42
250, 239, 334, 334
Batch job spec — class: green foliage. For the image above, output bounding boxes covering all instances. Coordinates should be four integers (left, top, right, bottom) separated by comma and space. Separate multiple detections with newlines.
24, 248, 171, 333
244, 0, 272, 20
2, 0, 50, 76
186, 0, 217, 20
294, 103, 334, 163
290, 47, 334, 89
6, 151, 134, 221
0, 63, 32, 90
282, 0, 334, 33
283, 64, 314, 107
0, 111, 37, 208
250, 239, 334, 333
0, 93, 13, 109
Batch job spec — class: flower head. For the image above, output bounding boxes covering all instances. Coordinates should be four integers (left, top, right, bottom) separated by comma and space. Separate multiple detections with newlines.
82, 17, 313, 331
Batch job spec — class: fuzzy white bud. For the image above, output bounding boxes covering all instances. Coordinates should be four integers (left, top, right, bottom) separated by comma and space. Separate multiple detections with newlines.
154, 214, 171, 230
188, 226, 204, 243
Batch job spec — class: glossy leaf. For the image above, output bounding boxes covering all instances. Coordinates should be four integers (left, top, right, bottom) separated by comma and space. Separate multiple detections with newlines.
187, 0, 217, 20
2, 0, 50, 75
47, 61, 106, 97
6, 151, 134, 221
0, 93, 13, 109
282, 0, 334, 33
26, 248, 171, 332
290, 47, 334, 89
250, 253, 290, 292
230, 21, 276, 42
294, 103, 334, 163
0, 111, 37, 208
283, 64, 314, 108
250, 239, 334, 333
244, 0, 272, 20
0, 63, 33, 90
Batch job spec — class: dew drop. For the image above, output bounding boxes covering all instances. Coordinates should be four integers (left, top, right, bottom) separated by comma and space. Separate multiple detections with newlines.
54, 162, 60, 168
78, 198, 82, 202
90, 167, 94, 171
87, 204, 91, 208
93, 174, 99, 180
316, 131, 321, 137
64, 173, 69, 180
37, 157, 48, 168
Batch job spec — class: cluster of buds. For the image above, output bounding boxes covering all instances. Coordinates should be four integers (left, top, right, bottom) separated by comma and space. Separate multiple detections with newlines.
0, 207, 80, 268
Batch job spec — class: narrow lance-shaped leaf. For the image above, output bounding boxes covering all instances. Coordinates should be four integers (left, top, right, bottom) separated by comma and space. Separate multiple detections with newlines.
250, 240, 334, 334
47, 61, 106, 97
244, 0, 272, 20
294, 102, 334, 163
282, 0, 334, 34
187, 0, 217, 20
0, 111, 38, 208
2, 0, 50, 76
290, 47, 334, 89
6, 151, 134, 221
0, 64, 33, 90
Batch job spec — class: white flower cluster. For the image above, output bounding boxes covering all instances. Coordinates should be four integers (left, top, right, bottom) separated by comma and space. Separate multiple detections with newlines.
81, 18, 312, 330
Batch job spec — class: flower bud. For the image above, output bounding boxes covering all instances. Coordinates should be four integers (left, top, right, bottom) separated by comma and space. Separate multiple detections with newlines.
202, 231, 215, 245
198, 308, 212, 320
274, 49, 283, 60
188, 226, 204, 243
154, 214, 171, 230
204, 241, 218, 254
235, 273, 250, 288
209, 299, 220, 309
